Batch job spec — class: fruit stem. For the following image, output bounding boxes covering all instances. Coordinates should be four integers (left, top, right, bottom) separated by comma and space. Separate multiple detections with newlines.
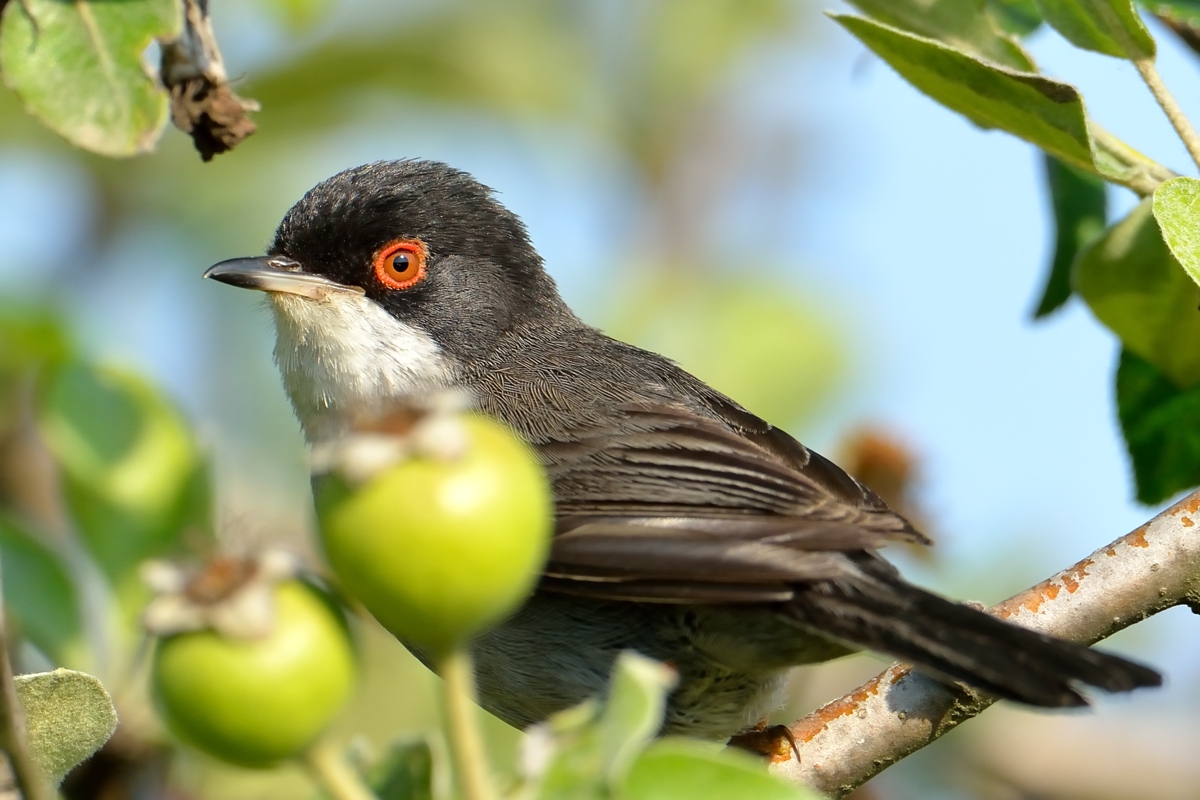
303, 741, 378, 800
440, 648, 497, 800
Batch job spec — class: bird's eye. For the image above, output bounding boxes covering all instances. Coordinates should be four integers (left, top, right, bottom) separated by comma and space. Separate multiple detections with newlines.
373, 240, 428, 290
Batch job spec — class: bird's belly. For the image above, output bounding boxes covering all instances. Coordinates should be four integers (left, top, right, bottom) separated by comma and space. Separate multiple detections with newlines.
428, 593, 806, 740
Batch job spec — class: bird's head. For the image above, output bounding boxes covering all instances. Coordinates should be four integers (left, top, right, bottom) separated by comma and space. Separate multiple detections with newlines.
205, 160, 568, 442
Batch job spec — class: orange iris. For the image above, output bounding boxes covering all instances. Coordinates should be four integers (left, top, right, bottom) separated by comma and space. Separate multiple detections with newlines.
373, 240, 428, 290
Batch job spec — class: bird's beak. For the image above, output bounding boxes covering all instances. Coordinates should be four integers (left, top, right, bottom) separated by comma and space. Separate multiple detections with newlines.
204, 256, 364, 299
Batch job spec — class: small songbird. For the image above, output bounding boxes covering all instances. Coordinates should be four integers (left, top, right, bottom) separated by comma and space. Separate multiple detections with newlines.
205, 160, 1159, 739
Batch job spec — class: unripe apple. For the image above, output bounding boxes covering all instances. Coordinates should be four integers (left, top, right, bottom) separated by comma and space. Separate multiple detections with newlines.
314, 414, 553, 658
151, 580, 356, 767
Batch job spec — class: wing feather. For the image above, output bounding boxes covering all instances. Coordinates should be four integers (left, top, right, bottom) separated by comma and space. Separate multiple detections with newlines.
535, 401, 926, 602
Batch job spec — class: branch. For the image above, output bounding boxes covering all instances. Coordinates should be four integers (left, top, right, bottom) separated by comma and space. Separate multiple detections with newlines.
768, 489, 1200, 798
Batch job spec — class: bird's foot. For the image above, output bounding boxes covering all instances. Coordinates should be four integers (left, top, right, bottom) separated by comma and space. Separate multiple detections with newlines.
727, 722, 800, 764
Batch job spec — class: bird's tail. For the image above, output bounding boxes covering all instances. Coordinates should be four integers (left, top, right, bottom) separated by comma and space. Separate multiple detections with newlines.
785, 561, 1161, 706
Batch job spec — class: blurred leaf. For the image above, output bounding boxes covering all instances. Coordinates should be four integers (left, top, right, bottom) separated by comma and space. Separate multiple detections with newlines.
1033, 154, 1108, 318
364, 738, 433, 800
1034, 0, 1156, 59
248, 3, 590, 129
526, 652, 675, 798
1145, 1, 1200, 55
621, 739, 820, 800
0, 305, 73, 425
0, 305, 72, 376
260, 0, 332, 31
832, 15, 1096, 169
594, 652, 676, 778
1152, 176, 1200, 288
16, 668, 118, 785
0, 0, 179, 157
846, 0, 1035, 69
524, 701, 606, 800
248, 0, 798, 183
989, 0, 1045, 35
1116, 348, 1200, 503
1075, 199, 1200, 387
0, 516, 82, 666
603, 273, 843, 427
37, 363, 209, 588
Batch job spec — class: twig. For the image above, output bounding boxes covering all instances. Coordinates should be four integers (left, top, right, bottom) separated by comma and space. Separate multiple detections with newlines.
1134, 58, 1200, 173
0, 560, 53, 800
440, 649, 497, 800
303, 741, 378, 800
768, 489, 1200, 797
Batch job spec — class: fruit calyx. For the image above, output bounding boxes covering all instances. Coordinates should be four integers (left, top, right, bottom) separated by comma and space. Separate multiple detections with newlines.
141, 549, 301, 640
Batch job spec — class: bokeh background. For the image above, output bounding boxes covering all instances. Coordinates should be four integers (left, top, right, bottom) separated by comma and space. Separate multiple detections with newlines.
1, 0, 1198, 797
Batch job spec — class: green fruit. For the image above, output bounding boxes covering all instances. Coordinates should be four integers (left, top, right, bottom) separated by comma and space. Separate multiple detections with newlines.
151, 580, 356, 767
315, 415, 553, 658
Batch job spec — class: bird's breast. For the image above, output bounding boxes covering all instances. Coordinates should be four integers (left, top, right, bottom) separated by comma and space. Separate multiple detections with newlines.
268, 292, 456, 441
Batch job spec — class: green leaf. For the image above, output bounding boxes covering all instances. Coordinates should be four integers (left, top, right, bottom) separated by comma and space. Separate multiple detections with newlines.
527, 652, 676, 798
364, 738, 433, 800
595, 652, 677, 777
1035, 0, 1156, 59
1116, 349, 1200, 503
832, 15, 1097, 172
1075, 199, 1200, 387
989, 0, 1045, 36
0, 0, 180, 157
37, 363, 209, 588
0, 517, 83, 666
832, 13, 1174, 194
1034, 155, 1109, 318
622, 739, 820, 800
1152, 176, 1200, 289
525, 701, 607, 800
16, 668, 118, 784
846, 0, 1035, 69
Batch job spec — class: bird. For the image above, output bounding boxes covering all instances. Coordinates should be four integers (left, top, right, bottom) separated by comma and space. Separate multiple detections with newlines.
204, 159, 1160, 740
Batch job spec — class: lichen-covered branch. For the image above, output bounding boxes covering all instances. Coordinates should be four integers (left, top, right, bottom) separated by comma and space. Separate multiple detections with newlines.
769, 489, 1200, 798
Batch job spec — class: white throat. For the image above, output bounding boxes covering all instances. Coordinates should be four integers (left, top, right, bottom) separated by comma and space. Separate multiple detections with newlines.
268, 292, 455, 443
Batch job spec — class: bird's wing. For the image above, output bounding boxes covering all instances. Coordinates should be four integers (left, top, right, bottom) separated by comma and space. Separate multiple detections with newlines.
537, 400, 926, 603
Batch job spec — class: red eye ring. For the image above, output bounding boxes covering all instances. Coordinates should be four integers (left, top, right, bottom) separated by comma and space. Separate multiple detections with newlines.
373, 239, 428, 290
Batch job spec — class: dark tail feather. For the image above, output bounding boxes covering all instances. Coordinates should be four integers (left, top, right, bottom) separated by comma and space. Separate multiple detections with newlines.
786, 565, 1162, 707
